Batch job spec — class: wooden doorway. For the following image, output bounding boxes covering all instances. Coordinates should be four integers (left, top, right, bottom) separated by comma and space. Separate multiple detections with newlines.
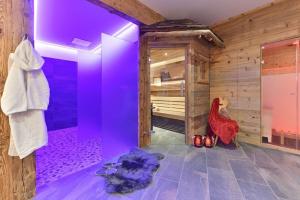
150, 47, 188, 145
139, 36, 210, 147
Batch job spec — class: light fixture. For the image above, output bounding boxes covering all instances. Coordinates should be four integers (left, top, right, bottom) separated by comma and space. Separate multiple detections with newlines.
90, 22, 136, 54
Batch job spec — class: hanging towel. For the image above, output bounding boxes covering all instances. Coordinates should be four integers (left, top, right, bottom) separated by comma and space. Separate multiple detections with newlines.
1, 39, 50, 159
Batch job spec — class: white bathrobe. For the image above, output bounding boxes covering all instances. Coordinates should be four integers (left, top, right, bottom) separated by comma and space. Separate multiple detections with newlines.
1, 39, 50, 159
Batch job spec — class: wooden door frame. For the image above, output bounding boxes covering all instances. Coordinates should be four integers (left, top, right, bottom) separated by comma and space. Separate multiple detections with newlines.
139, 36, 191, 147
259, 36, 300, 155
149, 44, 189, 145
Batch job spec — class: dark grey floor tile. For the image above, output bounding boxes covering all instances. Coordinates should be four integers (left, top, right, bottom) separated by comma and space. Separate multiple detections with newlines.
168, 144, 189, 157
263, 148, 300, 185
177, 176, 209, 200
208, 167, 244, 200
241, 143, 277, 170
258, 167, 300, 200
225, 147, 248, 160
230, 160, 266, 185
150, 148, 172, 179
152, 127, 185, 145
159, 155, 184, 182
35, 138, 300, 200
206, 149, 232, 171
142, 178, 178, 200
183, 147, 207, 174
143, 144, 170, 154
237, 180, 278, 200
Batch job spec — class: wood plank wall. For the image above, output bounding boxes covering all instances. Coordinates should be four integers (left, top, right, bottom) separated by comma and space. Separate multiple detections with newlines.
187, 39, 210, 143
0, 1, 35, 200
210, 0, 300, 144
139, 36, 151, 147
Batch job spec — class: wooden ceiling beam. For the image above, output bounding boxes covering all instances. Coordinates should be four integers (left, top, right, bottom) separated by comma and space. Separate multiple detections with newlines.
87, 0, 165, 25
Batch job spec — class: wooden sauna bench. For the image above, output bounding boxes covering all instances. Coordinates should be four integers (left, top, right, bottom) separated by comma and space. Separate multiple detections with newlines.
151, 96, 185, 121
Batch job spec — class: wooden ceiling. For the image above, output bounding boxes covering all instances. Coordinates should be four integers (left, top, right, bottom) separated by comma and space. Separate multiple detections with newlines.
150, 48, 185, 64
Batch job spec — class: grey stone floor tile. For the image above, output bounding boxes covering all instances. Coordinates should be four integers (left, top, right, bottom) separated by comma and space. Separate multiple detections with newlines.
168, 144, 189, 157
241, 143, 278, 169
237, 180, 278, 200
206, 148, 232, 171
141, 178, 178, 200
225, 147, 248, 160
144, 144, 170, 154
177, 176, 209, 200
35, 127, 300, 200
263, 148, 300, 185
208, 167, 245, 200
258, 167, 300, 200
152, 127, 185, 145
183, 147, 207, 174
180, 166, 207, 184
154, 156, 170, 178
230, 160, 266, 185
159, 155, 184, 182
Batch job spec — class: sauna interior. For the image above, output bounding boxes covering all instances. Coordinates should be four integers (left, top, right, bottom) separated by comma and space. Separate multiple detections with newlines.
1, 0, 300, 200
262, 38, 300, 150
150, 48, 186, 144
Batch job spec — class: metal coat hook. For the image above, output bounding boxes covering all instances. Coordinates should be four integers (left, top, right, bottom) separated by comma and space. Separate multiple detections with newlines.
22, 33, 33, 43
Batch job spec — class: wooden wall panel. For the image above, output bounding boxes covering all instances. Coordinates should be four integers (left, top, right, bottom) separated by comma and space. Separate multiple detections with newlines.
210, 0, 300, 144
187, 40, 210, 144
0, 0, 35, 199
139, 36, 151, 147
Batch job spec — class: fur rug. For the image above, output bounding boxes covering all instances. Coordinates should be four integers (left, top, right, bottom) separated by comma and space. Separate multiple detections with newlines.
96, 148, 164, 194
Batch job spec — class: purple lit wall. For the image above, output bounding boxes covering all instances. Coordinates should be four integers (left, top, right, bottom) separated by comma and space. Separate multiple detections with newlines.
101, 34, 139, 160
43, 57, 78, 131
35, 0, 139, 189
77, 52, 102, 141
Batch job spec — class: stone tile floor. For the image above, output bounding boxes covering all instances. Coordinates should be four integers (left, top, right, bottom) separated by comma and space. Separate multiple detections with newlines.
35, 141, 300, 200
151, 127, 185, 145
36, 127, 102, 187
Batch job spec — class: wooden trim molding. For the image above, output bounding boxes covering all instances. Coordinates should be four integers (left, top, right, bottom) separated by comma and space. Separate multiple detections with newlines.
0, 0, 36, 200
139, 36, 151, 147
87, 0, 165, 25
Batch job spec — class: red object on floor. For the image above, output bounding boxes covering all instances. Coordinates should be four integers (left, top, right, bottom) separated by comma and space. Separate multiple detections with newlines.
204, 136, 213, 148
193, 135, 203, 148
208, 98, 239, 144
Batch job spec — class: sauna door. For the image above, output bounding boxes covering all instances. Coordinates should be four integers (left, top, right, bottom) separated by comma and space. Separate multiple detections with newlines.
150, 48, 186, 145
101, 33, 139, 160
261, 39, 299, 149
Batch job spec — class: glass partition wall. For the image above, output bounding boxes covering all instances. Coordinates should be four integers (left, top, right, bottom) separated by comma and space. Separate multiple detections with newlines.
261, 38, 300, 150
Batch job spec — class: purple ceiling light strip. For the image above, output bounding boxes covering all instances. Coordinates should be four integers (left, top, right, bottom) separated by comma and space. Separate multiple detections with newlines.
34, 0, 137, 59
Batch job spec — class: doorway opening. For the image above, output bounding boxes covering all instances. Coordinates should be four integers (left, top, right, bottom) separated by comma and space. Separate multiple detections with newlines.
261, 38, 300, 150
149, 47, 187, 145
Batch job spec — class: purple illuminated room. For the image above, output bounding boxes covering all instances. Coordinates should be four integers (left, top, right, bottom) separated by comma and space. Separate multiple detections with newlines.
1, 0, 300, 200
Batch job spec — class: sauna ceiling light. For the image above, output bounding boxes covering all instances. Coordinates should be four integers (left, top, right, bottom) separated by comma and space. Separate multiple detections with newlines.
72, 38, 91, 48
